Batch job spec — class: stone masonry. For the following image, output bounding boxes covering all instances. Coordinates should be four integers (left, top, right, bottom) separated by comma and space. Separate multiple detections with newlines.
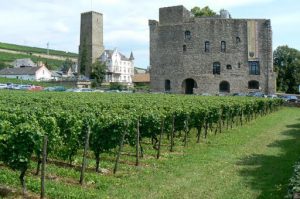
79, 11, 105, 77
149, 5, 276, 94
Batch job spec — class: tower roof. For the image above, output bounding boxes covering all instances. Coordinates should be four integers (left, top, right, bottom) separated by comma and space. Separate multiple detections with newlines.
129, 52, 134, 60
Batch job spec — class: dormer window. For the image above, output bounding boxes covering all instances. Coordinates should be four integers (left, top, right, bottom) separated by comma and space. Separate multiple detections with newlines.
184, 31, 191, 40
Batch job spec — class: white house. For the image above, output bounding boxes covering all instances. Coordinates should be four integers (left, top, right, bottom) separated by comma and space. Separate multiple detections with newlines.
0, 65, 52, 81
99, 48, 134, 86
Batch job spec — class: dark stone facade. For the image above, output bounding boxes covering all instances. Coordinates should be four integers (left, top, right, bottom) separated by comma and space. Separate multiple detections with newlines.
149, 5, 276, 94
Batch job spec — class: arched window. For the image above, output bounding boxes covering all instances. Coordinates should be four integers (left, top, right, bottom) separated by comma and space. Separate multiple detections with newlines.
219, 81, 230, 93
249, 61, 260, 75
205, 41, 210, 52
165, 80, 171, 91
184, 31, 191, 40
183, 45, 187, 52
248, 80, 259, 89
236, 37, 241, 44
213, 62, 221, 75
221, 41, 226, 52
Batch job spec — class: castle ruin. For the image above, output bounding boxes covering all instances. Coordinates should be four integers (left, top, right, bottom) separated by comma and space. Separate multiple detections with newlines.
149, 5, 276, 94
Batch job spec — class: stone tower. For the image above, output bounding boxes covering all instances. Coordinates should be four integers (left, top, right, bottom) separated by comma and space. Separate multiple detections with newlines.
79, 11, 105, 77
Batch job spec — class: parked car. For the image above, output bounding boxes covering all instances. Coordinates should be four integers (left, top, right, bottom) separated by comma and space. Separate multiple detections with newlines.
6, 83, 20, 90
19, 85, 32, 90
267, 94, 278, 99
247, 92, 266, 98
0, 83, 7, 89
286, 95, 298, 102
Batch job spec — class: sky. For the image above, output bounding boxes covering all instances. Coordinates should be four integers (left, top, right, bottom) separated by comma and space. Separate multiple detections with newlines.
0, 0, 299, 68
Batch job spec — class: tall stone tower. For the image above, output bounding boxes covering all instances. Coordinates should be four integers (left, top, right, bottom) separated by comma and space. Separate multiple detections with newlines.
79, 11, 105, 77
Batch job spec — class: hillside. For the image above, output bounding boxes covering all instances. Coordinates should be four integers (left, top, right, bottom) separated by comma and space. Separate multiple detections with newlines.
0, 42, 78, 70
0, 42, 78, 58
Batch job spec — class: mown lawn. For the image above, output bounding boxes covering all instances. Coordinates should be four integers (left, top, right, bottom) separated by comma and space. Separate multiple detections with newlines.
0, 107, 299, 198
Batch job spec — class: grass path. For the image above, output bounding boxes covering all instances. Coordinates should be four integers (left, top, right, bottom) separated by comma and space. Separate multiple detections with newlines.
106, 107, 300, 199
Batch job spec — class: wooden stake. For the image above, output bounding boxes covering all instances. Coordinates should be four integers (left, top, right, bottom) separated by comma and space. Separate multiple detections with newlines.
157, 119, 164, 159
40, 136, 48, 199
136, 118, 140, 166
170, 115, 175, 152
113, 131, 126, 174
80, 126, 90, 185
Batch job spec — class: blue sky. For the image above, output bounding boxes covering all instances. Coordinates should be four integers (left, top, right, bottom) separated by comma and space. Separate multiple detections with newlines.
0, 0, 299, 68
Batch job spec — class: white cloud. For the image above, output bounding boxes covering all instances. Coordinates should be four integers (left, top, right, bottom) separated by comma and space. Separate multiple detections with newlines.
53, 22, 70, 33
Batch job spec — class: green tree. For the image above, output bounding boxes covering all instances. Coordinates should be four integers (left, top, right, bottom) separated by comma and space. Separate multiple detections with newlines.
0, 61, 8, 70
79, 39, 89, 76
274, 45, 300, 93
90, 60, 106, 87
191, 6, 216, 17
62, 58, 74, 73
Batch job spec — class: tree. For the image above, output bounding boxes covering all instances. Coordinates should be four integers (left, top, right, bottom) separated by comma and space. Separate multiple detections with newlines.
191, 6, 216, 17
62, 58, 74, 73
90, 60, 106, 87
0, 61, 8, 70
274, 46, 300, 93
79, 39, 89, 76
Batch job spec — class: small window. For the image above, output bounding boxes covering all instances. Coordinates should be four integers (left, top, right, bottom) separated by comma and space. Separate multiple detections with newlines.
226, 65, 232, 70
205, 41, 210, 52
184, 31, 191, 40
236, 37, 241, 44
248, 80, 259, 89
221, 41, 226, 52
213, 62, 221, 75
183, 45, 187, 52
249, 61, 260, 75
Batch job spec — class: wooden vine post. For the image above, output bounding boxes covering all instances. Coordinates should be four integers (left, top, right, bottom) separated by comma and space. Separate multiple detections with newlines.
113, 129, 127, 174
80, 125, 90, 185
170, 115, 175, 152
157, 118, 164, 159
136, 118, 140, 166
40, 135, 48, 199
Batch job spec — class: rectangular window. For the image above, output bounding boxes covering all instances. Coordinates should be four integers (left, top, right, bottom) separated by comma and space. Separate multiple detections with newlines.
221, 41, 226, 52
205, 41, 210, 52
249, 61, 260, 75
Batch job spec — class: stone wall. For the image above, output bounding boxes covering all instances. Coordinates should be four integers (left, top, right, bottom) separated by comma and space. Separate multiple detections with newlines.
149, 5, 276, 94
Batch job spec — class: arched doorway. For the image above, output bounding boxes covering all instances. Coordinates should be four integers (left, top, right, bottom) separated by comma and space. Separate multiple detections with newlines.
182, 78, 197, 94
219, 81, 230, 93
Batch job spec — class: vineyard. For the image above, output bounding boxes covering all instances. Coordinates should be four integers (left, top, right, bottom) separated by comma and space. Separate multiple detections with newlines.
0, 90, 283, 198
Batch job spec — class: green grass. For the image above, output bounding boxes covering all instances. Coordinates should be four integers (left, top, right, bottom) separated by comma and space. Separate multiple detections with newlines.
0, 107, 300, 198
0, 42, 78, 58
0, 51, 65, 70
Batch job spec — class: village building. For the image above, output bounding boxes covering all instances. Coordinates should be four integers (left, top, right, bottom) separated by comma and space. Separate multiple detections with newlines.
0, 65, 52, 81
10, 58, 36, 68
99, 49, 134, 86
149, 5, 276, 94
